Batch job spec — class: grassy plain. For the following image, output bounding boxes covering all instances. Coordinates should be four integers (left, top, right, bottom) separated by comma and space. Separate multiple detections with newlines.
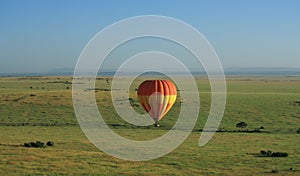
0, 76, 299, 175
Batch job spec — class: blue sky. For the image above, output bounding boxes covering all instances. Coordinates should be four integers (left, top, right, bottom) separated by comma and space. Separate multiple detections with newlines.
0, 0, 299, 73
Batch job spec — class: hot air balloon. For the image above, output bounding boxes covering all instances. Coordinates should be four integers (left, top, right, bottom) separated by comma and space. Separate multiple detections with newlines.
137, 80, 177, 127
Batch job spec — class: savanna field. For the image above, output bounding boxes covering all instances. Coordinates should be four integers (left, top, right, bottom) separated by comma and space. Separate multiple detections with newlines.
0, 76, 299, 175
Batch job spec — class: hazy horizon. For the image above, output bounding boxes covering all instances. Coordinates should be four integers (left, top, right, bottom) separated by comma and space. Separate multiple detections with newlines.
0, 66, 299, 77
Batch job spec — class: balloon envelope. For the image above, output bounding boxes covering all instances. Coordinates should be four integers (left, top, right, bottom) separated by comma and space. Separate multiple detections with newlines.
137, 80, 177, 123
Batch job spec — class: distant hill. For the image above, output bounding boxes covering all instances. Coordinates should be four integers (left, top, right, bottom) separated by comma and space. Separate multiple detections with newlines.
47, 67, 300, 76
224, 67, 300, 76
0, 67, 299, 76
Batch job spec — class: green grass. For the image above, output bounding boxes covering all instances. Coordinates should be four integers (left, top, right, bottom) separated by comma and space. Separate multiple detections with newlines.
0, 76, 299, 175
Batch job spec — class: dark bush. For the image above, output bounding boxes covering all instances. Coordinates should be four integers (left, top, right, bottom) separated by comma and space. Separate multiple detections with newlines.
271, 152, 288, 157
236, 122, 247, 128
260, 150, 272, 156
24, 141, 45, 148
30, 142, 37, 147
297, 128, 300, 134
47, 141, 54, 146
34, 141, 45, 148
260, 150, 288, 157
260, 150, 267, 155
24, 143, 32, 147
271, 152, 280, 157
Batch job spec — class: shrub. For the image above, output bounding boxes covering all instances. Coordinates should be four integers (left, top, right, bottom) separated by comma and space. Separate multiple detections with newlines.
260, 150, 288, 157
271, 152, 288, 157
47, 141, 54, 146
24, 143, 32, 147
266, 150, 272, 156
23, 141, 45, 148
260, 150, 267, 155
236, 122, 247, 128
34, 141, 45, 148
